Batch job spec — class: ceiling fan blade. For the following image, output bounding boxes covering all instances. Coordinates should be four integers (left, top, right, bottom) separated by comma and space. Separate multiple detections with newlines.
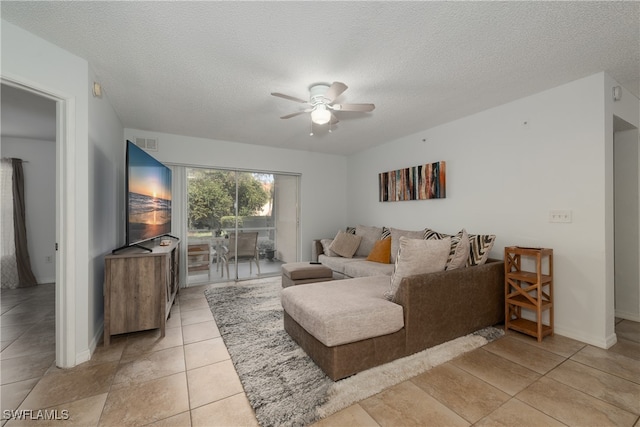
330, 112, 339, 125
280, 111, 307, 119
271, 92, 308, 103
333, 103, 375, 112
324, 82, 348, 102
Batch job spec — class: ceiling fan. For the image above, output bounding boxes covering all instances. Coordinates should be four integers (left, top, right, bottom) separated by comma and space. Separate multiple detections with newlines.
271, 82, 375, 129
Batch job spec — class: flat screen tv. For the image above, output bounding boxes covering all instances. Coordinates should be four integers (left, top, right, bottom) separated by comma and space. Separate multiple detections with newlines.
126, 140, 172, 245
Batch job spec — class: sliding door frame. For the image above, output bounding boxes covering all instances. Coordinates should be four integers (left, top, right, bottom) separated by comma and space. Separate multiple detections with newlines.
169, 162, 300, 285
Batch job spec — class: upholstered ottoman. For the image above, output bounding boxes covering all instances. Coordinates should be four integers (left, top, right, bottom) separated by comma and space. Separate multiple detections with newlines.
281, 262, 333, 288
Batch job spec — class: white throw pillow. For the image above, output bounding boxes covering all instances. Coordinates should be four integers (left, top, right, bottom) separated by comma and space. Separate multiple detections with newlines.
384, 236, 451, 301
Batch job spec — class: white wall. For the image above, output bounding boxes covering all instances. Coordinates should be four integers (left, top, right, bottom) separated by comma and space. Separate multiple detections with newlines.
2, 20, 121, 367
124, 129, 348, 262
1, 137, 56, 284
614, 128, 640, 321
2, 19, 89, 367
346, 73, 640, 348
88, 68, 125, 357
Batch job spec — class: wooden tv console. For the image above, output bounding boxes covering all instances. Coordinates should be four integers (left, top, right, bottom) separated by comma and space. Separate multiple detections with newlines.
103, 238, 180, 345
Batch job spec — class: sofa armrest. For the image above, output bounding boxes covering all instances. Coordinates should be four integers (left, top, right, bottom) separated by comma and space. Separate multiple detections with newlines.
394, 259, 505, 354
311, 239, 324, 262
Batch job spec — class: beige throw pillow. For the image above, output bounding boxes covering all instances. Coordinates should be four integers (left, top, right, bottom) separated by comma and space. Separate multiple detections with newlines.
384, 236, 451, 301
329, 230, 362, 258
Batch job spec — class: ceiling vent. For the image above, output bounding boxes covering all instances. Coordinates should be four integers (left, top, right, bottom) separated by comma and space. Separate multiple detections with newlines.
134, 137, 158, 151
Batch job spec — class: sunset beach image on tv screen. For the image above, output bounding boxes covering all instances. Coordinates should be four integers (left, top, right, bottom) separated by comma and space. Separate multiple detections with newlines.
127, 142, 172, 244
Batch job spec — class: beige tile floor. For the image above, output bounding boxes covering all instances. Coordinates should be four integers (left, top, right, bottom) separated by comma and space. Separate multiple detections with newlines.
1, 281, 639, 426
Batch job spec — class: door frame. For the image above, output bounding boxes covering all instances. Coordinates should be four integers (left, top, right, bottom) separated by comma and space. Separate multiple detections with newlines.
1, 76, 74, 367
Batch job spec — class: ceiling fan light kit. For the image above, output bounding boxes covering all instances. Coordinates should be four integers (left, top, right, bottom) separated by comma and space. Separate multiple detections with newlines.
271, 81, 375, 132
310, 104, 331, 125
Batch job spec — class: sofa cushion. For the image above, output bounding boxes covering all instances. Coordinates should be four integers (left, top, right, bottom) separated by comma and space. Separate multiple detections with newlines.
390, 227, 424, 263
344, 260, 394, 278
281, 276, 403, 347
318, 254, 364, 276
447, 229, 470, 270
355, 225, 383, 257
385, 236, 450, 301
366, 238, 391, 264
329, 230, 362, 258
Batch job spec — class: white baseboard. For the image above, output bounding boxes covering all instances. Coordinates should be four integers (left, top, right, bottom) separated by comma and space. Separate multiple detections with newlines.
604, 332, 618, 349
76, 349, 91, 365
554, 326, 615, 349
615, 310, 640, 322
76, 321, 104, 365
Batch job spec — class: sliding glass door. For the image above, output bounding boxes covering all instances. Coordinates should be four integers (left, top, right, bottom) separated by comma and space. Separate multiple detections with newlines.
185, 167, 299, 284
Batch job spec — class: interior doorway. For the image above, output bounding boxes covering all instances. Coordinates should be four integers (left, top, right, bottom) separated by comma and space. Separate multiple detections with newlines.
0, 77, 73, 367
185, 167, 299, 284
613, 117, 640, 323
0, 81, 60, 363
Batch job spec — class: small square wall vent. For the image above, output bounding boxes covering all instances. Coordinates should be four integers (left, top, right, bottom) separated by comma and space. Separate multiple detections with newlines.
134, 137, 158, 151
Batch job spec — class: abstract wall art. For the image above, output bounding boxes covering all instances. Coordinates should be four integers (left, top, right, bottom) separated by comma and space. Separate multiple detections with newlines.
379, 161, 446, 202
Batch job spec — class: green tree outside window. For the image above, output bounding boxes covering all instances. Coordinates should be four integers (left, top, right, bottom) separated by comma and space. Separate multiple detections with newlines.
188, 170, 270, 232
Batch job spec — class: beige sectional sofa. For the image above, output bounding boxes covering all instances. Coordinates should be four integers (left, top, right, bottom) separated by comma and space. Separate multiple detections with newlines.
281, 225, 505, 381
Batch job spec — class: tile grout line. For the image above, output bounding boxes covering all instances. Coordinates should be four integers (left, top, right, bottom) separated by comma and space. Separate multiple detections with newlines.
179, 300, 195, 427
568, 341, 640, 385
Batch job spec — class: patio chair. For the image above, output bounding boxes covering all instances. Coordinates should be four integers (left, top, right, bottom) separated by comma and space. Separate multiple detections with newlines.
187, 240, 214, 279
221, 232, 261, 278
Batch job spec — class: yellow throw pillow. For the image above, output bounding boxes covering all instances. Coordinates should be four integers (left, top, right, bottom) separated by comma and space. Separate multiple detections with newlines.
366, 238, 391, 264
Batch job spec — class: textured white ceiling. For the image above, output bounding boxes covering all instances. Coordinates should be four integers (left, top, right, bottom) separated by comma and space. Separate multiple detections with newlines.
2, 1, 638, 155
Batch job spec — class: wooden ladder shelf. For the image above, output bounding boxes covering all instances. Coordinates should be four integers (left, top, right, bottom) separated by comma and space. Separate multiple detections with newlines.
504, 246, 554, 342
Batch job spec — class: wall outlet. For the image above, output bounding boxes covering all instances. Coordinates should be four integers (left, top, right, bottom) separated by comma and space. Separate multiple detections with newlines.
45, 255, 53, 264
549, 210, 572, 223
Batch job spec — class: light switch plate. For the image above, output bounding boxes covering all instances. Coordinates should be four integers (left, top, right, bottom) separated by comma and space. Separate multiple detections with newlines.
549, 210, 572, 223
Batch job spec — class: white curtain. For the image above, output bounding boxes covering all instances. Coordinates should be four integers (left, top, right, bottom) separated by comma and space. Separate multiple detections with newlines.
1, 159, 19, 288
169, 164, 188, 288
